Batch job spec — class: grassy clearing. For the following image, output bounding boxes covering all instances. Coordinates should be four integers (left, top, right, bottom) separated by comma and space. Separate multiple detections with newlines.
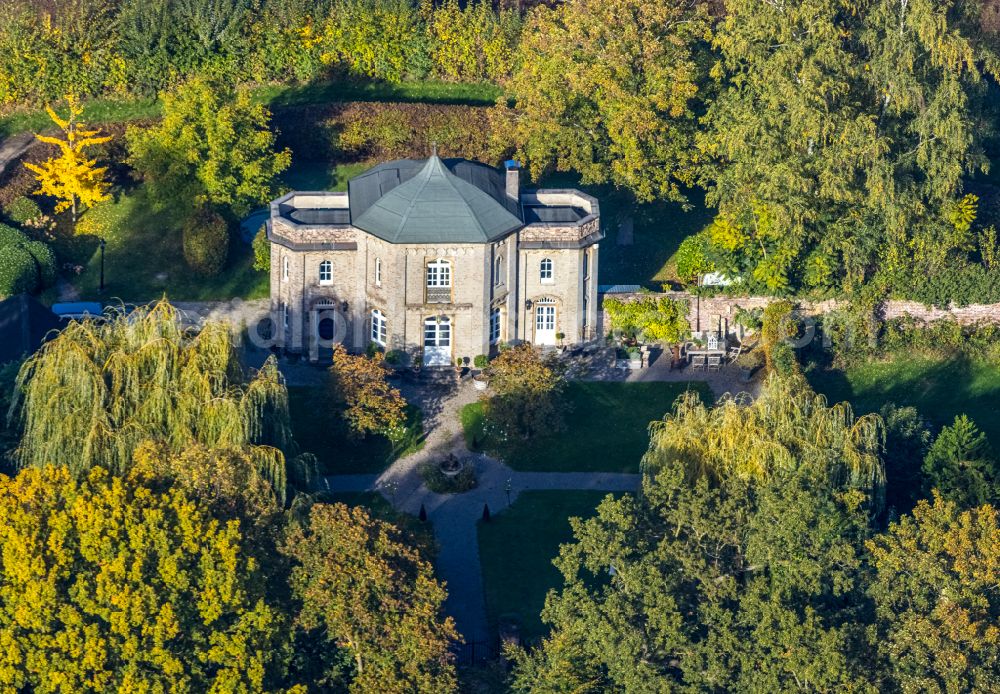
478, 490, 619, 641
537, 173, 715, 288
288, 382, 424, 475
806, 354, 1000, 445
461, 381, 712, 473
0, 79, 501, 138
41, 159, 370, 304
278, 161, 369, 192
44, 187, 268, 303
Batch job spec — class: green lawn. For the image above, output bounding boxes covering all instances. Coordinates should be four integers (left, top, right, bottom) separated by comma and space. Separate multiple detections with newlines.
478, 490, 618, 641
0, 79, 500, 138
45, 187, 269, 303
461, 381, 712, 473
43, 158, 372, 304
537, 173, 715, 288
806, 355, 1000, 444
279, 161, 369, 192
288, 383, 424, 475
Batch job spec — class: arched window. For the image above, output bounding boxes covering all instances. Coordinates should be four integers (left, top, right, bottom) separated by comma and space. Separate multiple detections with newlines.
318, 260, 332, 285
282, 256, 289, 282
494, 255, 504, 287
371, 309, 387, 346
375, 257, 382, 286
318, 317, 335, 341
540, 258, 553, 284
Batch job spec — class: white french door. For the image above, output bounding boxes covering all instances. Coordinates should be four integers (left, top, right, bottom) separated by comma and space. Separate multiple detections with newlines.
423, 317, 452, 366
534, 304, 556, 345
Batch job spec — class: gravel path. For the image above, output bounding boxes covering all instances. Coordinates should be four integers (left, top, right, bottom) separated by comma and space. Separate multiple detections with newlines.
0, 133, 34, 176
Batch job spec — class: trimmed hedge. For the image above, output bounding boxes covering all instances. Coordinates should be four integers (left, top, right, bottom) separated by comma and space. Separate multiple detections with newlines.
4, 196, 42, 225
252, 225, 270, 272
0, 223, 56, 296
892, 259, 1000, 308
182, 208, 230, 276
275, 101, 513, 164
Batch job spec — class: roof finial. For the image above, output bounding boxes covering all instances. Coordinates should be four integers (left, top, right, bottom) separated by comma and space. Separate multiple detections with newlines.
431, 140, 438, 158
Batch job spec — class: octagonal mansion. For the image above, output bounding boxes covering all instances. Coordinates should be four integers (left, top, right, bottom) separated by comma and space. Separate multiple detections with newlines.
267, 156, 601, 364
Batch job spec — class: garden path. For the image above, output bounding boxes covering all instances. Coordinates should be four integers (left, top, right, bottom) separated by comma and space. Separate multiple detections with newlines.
318, 356, 755, 647
0, 133, 34, 177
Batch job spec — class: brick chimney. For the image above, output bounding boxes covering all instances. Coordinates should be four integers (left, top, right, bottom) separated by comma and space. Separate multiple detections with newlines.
504, 160, 520, 203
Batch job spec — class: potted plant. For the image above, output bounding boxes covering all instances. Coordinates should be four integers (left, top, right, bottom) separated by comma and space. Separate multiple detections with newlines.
411, 349, 423, 375
555, 332, 566, 352
736, 349, 763, 383
627, 345, 642, 369
473, 354, 490, 390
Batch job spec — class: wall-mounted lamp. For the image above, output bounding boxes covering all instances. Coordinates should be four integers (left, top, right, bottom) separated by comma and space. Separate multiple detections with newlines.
525, 299, 533, 311
341, 301, 349, 313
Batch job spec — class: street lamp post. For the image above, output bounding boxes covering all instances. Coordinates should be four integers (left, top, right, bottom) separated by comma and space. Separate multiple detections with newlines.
99, 238, 107, 293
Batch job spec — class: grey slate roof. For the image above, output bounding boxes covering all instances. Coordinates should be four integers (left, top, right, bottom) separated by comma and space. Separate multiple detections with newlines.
349, 156, 523, 244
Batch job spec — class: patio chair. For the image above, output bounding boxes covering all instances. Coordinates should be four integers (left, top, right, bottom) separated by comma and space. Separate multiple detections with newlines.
690, 353, 707, 370
707, 354, 722, 371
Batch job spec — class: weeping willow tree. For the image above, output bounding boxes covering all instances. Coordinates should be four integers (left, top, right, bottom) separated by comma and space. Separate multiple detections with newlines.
7, 301, 296, 500
645, 375, 886, 511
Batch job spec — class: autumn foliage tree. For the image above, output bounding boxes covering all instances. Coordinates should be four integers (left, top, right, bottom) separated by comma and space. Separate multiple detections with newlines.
503, 0, 711, 202
127, 76, 291, 217
24, 94, 111, 225
482, 343, 565, 442
0, 465, 290, 692
330, 344, 407, 439
868, 494, 1000, 693
283, 503, 459, 693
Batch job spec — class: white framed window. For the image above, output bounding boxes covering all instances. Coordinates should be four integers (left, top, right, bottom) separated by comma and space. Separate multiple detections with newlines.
426, 259, 452, 287
494, 255, 503, 286
371, 309, 387, 346
282, 256, 289, 282
540, 258, 554, 284
490, 308, 501, 344
426, 259, 452, 303
375, 257, 382, 286
318, 260, 332, 285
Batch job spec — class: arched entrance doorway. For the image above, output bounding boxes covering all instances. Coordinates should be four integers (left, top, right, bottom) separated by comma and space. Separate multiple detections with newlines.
534, 300, 557, 345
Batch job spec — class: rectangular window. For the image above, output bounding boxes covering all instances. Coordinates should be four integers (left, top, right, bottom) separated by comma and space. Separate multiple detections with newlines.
490, 308, 501, 344
375, 258, 382, 286
426, 260, 452, 303
583, 251, 590, 280
282, 256, 289, 282
371, 310, 387, 346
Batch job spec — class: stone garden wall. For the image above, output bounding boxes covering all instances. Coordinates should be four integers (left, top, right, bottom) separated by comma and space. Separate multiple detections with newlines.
599, 291, 1000, 338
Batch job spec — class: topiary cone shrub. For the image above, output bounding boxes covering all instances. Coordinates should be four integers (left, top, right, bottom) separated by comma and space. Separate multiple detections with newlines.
182, 206, 230, 276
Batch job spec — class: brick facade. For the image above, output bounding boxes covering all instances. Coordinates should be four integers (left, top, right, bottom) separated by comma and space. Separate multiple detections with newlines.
269, 185, 602, 364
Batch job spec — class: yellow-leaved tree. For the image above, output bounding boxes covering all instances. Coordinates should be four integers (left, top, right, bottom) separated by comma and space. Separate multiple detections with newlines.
24, 94, 111, 225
